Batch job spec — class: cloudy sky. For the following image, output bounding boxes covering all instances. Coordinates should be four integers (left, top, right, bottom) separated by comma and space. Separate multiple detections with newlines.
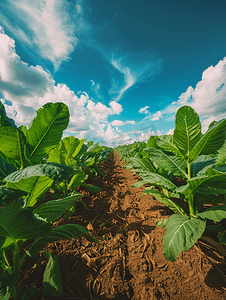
0, 0, 226, 147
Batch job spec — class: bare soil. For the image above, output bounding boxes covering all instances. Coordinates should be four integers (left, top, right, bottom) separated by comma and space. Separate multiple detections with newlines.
20, 151, 226, 300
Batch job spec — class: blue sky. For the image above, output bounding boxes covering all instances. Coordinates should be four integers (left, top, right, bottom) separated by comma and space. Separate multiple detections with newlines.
0, 0, 226, 147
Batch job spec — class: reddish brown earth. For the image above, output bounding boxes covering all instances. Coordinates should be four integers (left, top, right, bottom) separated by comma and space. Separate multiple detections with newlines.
20, 151, 226, 300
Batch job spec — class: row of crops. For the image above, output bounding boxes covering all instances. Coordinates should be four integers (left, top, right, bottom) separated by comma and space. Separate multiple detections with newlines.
116, 105, 226, 262
0, 102, 112, 299
1, 102, 226, 299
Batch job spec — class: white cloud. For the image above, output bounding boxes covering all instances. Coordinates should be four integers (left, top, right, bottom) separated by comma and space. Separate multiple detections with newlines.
0, 29, 124, 146
139, 106, 149, 114
111, 120, 135, 126
109, 101, 123, 114
151, 57, 226, 132
151, 111, 162, 121
165, 128, 174, 135
0, 0, 88, 70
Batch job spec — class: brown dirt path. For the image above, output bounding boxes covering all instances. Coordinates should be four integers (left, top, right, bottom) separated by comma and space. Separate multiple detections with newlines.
20, 151, 226, 299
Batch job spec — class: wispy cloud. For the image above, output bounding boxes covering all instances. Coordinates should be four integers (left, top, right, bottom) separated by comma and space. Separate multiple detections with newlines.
0, 0, 88, 70
109, 51, 162, 101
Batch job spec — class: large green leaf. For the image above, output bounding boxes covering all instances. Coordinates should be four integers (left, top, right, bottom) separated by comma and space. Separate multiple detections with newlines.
24, 102, 69, 164
0, 127, 30, 169
144, 148, 187, 178
188, 118, 226, 164
176, 166, 226, 198
143, 188, 187, 215
0, 186, 26, 206
0, 199, 51, 244
173, 106, 202, 160
141, 156, 157, 173
195, 192, 224, 213
197, 205, 226, 222
0, 157, 16, 185
68, 170, 87, 190
163, 214, 206, 261
216, 140, 226, 165
33, 194, 82, 223
0, 102, 31, 169
6, 176, 54, 207
146, 135, 159, 148
47, 136, 84, 166
191, 155, 216, 177
157, 135, 184, 159
133, 170, 178, 191
4, 163, 73, 183
124, 157, 149, 171
43, 251, 62, 296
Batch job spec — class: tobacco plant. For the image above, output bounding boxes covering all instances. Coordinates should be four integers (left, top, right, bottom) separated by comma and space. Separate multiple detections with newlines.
0, 102, 102, 299
0, 168, 98, 299
127, 106, 226, 261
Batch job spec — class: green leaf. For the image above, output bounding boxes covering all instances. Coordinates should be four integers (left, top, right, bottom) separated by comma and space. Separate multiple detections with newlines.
141, 156, 157, 173
82, 184, 101, 193
92, 164, 105, 177
144, 148, 187, 178
47, 136, 84, 166
216, 140, 226, 165
4, 163, 73, 182
23, 224, 99, 260
146, 135, 159, 148
21, 287, 39, 300
0, 157, 16, 185
0, 186, 26, 206
68, 171, 86, 190
218, 231, 226, 245
0, 199, 51, 243
163, 214, 206, 261
0, 127, 30, 169
6, 176, 53, 207
0, 103, 30, 169
191, 155, 216, 177
173, 106, 202, 160
24, 102, 69, 164
197, 205, 226, 222
43, 251, 62, 296
126, 157, 150, 171
176, 166, 226, 198
135, 170, 178, 191
33, 194, 82, 223
156, 218, 168, 228
194, 192, 224, 213
0, 271, 20, 291
143, 189, 187, 215
157, 135, 184, 159
206, 225, 225, 233
189, 118, 226, 164
132, 180, 151, 188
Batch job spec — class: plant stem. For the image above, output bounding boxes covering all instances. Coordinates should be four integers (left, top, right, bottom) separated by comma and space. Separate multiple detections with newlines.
188, 194, 195, 216
187, 162, 195, 216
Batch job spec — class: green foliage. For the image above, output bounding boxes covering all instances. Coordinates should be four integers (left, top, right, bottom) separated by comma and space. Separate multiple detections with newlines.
117, 105, 226, 261
43, 251, 62, 296
0, 102, 110, 299
0, 102, 69, 169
